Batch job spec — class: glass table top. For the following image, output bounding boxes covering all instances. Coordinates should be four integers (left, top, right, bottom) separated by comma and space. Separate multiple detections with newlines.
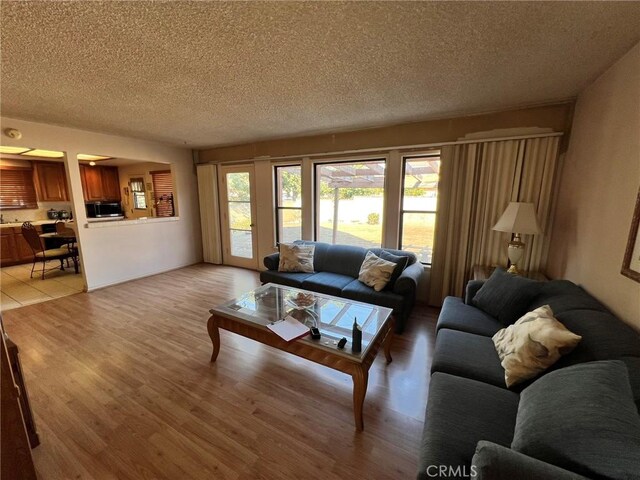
210, 283, 393, 359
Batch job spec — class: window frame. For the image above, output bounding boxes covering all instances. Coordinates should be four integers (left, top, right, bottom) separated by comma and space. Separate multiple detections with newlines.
274, 163, 302, 245
313, 157, 387, 247
399, 151, 441, 266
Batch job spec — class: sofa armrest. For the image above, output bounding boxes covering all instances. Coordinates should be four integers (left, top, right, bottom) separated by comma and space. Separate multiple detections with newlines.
263, 253, 280, 271
472, 441, 588, 480
465, 280, 485, 305
394, 261, 424, 295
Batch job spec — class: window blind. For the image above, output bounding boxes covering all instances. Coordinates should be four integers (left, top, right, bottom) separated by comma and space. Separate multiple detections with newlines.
0, 167, 38, 209
152, 170, 174, 217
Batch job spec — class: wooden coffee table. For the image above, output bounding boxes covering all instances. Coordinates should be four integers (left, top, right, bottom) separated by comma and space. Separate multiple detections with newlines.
207, 283, 394, 431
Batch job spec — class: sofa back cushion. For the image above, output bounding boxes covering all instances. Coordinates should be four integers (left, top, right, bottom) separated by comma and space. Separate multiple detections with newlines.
512, 360, 640, 480
293, 241, 417, 279
551, 309, 640, 369
528, 280, 609, 315
295, 241, 366, 277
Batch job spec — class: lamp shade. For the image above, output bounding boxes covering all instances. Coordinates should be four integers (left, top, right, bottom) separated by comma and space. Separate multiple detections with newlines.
493, 202, 541, 235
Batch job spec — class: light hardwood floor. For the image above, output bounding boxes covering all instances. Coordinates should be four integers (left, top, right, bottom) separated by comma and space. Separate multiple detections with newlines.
2, 264, 438, 479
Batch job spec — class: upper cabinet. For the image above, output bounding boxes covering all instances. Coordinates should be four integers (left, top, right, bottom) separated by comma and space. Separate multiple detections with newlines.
33, 162, 69, 202
80, 165, 120, 202
101, 167, 121, 201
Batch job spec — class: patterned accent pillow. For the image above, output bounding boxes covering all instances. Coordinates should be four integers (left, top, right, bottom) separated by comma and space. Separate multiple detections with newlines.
358, 251, 397, 292
278, 243, 315, 273
492, 305, 582, 387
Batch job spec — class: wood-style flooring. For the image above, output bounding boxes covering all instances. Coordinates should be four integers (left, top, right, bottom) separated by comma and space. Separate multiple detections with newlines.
2, 264, 438, 479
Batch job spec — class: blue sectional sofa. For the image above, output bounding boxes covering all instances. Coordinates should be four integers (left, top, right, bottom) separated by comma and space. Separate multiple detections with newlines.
260, 240, 424, 333
417, 278, 640, 479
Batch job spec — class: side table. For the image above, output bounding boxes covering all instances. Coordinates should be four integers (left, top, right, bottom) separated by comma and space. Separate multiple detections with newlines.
473, 265, 548, 282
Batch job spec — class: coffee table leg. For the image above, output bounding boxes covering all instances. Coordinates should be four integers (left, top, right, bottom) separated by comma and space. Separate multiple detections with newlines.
207, 315, 220, 363
352, 365, 368, 431
384, 325, 394, 364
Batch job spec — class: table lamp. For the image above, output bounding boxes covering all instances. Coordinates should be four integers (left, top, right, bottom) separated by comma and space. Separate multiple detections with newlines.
493, 202, 541, 274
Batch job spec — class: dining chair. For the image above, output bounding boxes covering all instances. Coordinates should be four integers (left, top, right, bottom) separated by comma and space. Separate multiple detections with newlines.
21, 222, 75, 280
58, 222, 80, 274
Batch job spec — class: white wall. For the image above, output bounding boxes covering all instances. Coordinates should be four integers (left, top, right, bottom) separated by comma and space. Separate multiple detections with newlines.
0, 117, 203, 290
547, 42, 640, 330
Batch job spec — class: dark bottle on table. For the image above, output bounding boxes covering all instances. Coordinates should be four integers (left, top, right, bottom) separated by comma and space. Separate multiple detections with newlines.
352, 318, 362, 353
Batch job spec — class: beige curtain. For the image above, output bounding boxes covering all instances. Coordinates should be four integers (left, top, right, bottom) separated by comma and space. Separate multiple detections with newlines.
429, 136, 561, 305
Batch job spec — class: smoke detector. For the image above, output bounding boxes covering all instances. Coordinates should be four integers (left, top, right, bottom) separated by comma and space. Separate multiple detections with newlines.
4, 128, 22, 140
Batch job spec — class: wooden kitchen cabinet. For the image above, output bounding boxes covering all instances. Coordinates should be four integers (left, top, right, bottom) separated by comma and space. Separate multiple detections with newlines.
14, 231, 35, 262
0, 226, 43, 267
33, 162, 69, 202
1, 231, 17, 265
101, 167, 120, 200
80, 165, 120, 202
80, 165, 103, 201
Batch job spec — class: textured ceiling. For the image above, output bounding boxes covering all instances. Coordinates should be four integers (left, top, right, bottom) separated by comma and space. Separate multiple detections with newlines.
1, 1, 639, 148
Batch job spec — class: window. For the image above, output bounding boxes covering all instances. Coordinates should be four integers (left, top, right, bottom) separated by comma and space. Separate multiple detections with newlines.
400, 153, 440, 265
151, 170, 175, 217
316, 159, 386, 248
0, 167, 38, 209
130, 178, 147, 209
275, 165, 302, 244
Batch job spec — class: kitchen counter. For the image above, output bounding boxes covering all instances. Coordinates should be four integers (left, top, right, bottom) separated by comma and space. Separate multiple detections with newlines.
1, 220, 75, 228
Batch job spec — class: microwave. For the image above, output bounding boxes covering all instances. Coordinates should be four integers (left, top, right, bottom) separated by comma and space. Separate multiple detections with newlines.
85, 201, 123, 218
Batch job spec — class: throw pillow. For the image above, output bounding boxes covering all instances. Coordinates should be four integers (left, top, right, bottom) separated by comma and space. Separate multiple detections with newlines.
492, 305, 581, 387
512, 360, 640, 479
278, 243, 315, 273
377, 250, 408, 290
473, 268, 542, 325
358, 251, 396, 292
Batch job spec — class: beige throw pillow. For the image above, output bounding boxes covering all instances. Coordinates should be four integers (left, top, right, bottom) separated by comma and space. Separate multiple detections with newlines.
492, 305, 582, 388
278, 243, 315, 273
358, 251, 396, 292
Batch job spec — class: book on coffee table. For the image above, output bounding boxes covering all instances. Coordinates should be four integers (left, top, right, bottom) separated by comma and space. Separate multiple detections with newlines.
267, 315, 310, 342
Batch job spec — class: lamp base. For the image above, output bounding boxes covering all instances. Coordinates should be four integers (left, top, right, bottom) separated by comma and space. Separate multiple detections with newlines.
506, 234, 525, 275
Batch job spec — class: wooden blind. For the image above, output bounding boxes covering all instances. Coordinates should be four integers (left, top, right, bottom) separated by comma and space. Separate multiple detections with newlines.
151, 171, 174, 217
0, 167, 38, 209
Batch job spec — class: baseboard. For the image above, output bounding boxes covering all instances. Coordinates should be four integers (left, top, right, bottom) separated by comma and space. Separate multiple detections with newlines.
85, 261, 200, 292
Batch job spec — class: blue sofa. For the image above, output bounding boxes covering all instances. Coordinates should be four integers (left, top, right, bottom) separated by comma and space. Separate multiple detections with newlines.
417, 278, 640, 479
260, 240, 424, 333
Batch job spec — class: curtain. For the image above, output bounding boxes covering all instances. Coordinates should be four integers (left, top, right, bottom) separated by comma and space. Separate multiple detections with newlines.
428, 136, 561, 305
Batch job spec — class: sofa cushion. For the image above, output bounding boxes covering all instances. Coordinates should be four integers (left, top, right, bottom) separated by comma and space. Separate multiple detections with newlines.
552, 309, 640, 368
492, 305, 582, 388
472, 268, 543, 325
436, 296, 504, 337
301, 272, 354, 297
472, 441, 589, 480
341, 279, 404, 311
377, 250, 408, 290
528, 280, 608, 315
431, 329, 506, 388
416, 373, 519, 480
512, 360, 640, 480
259, 270, 315, 288
293, 240, 331, 272
621, 356, 640, 412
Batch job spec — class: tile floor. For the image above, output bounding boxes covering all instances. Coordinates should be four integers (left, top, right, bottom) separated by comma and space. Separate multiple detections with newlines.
0, 262, 85, 311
